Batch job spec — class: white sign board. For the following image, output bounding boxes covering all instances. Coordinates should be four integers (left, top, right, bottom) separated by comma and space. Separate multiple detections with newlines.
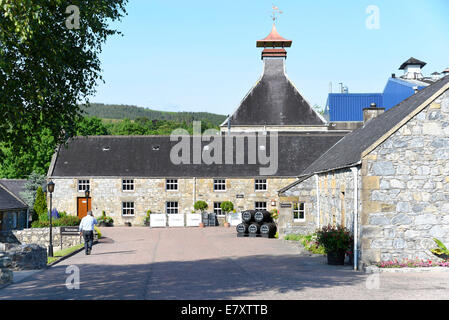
168, 214, 185, 227
150, 214, 167, 227
186, 214, 202, 227
227, 212, 242, 226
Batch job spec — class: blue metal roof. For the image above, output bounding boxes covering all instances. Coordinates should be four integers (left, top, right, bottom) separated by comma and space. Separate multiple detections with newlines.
382, 78, 427, 110
325, 93, 383, 122
326, 77, 428, 122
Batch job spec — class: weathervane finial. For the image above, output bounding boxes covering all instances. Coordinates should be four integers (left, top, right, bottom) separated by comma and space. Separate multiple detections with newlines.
271, 5, 283, 23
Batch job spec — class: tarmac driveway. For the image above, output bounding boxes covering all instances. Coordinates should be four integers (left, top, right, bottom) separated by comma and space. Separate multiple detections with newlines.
0, 227, 449, 300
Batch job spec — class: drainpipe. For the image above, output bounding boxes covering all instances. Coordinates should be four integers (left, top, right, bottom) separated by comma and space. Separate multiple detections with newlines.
351, 167, 359, 271
315, 174, 320, 229
193, 177, 197, 209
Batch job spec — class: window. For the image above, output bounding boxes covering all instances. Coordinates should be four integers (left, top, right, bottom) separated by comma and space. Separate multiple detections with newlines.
122, 179, 134, 191
293, 202, 306, 222
122, 202, 135, 216
214, 202, 224, 216
166, 179, 178, 191
255, 202, 267, 211
166, 201, 179, 214
78, 179, 90, 192
255, 179, 267, 191
213, 179, 226, 191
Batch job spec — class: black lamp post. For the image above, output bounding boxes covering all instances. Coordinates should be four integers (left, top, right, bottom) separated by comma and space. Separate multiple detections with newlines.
47, 181, 55, 257
85, 189, 90, 214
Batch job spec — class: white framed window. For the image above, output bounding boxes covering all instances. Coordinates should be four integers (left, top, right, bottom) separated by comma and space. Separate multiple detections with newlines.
166, 179, 178, 191
214, 202, 224, 216
166, 201, 179, 214
78, 179, 90, 192
255, 201, 267, 211
293, 202, 306, 222
213, 179, 226, 191
255, 179, 267, 191
122, 202, 135, 216
122, 179, 134, 191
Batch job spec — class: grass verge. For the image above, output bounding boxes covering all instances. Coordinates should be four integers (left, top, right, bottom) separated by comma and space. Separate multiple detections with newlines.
47, 244, 84, 265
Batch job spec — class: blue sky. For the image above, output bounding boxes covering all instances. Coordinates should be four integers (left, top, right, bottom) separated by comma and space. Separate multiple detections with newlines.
92, 0, 449, 115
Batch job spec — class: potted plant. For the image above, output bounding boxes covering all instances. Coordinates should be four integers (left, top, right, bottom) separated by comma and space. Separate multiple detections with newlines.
220, 201, 234, 228
194, 201, 208, 228
430, 238, 449, 260
316, 224, 353, 265
97, 211, 114, 227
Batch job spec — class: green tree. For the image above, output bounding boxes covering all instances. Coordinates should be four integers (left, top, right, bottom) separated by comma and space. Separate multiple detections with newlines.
75, 116, 109, 136
194, 201, 208, 213
0, 0, 128, 152
33, 186, 48, 221
220, 201, 234, 222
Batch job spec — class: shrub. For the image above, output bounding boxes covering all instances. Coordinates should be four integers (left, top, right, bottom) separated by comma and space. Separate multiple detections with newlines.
284, 233, 326, 255
194, 201, 208, 213
270, 209, 279, 220
31, 215, 80, 228
33, 186, 47, 221
316, 225, 353, 253
94, 226, 102, 239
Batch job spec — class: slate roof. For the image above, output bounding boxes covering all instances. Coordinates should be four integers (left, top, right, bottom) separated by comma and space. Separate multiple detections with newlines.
0, 180, 28, 211
300, 75, 449, 176
399, 57, 427, 70
49, 133, 346, 178
224, 59, 326, 127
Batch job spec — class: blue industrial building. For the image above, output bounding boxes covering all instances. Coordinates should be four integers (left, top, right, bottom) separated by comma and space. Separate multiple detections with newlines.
324, 57, 438, 122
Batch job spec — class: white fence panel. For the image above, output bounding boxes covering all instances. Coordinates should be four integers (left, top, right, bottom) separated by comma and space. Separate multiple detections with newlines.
150, 214, 167, 227
228, 212, 242, 226
186, 214, 202, 227
168, 214, 185, 227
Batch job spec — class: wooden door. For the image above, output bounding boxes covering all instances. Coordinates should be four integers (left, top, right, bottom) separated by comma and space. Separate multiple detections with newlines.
77, 197, 91, 219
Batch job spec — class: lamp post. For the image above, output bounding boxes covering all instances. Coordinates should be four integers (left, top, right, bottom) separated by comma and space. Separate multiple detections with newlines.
47, 181, 55, 257
85, 189, 90, 215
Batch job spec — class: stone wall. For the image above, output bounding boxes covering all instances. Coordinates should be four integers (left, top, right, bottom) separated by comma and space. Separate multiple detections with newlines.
50, 177, 296, 226
279, 176, 318, 236
361, 90, 449, 266
279, 168, 361, 239
1, 227, 83, 252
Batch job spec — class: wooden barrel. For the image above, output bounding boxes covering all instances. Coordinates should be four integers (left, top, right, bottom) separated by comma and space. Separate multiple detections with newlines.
248, 223, 261, 234
254, 210, 272, 223
236, 223, 249, 234
260, 223, 277, 236
242, 210, 255, 223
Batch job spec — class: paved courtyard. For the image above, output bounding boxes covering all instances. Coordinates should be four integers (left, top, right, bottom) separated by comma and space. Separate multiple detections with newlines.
0, 227, 449, 300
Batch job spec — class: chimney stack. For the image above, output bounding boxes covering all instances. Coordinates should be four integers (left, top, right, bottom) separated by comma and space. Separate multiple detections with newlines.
363, 103, 385, 124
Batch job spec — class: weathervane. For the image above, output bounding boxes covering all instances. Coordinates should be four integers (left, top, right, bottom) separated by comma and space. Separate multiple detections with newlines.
271, 5, 283, 23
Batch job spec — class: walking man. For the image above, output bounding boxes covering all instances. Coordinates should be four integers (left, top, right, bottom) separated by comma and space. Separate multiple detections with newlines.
79, 211, 97, 255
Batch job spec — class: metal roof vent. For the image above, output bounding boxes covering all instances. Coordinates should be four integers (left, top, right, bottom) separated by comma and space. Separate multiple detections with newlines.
152, 146, 160, 151
102, 146, 110, 151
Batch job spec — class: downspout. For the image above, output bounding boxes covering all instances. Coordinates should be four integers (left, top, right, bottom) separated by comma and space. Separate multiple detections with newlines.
351, 167, 359, 271
315, 174, 320, 229
193, 177, 197, 209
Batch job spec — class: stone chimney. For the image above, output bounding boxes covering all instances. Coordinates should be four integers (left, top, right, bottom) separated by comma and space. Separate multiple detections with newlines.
363, 103, 385, 124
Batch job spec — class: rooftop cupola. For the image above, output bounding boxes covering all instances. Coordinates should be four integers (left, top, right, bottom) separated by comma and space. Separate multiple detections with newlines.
399, 57, 426, 80
256, 24, 292, 59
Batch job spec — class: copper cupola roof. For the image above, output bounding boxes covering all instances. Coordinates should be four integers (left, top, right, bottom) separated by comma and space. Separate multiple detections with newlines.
256, 24, 292, 48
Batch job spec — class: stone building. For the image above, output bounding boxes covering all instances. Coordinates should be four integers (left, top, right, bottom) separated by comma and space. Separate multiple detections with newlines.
0, 180, 29, 232
47, 23, 351, 225
279, 75, 449, 268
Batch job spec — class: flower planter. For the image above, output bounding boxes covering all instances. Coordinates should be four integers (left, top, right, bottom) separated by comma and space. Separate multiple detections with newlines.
327, 250, 346, 265
98, 221, 113, 227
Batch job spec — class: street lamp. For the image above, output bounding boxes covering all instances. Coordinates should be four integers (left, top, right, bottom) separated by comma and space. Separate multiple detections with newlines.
47, 181, 55, 257
85, 188, 90, 215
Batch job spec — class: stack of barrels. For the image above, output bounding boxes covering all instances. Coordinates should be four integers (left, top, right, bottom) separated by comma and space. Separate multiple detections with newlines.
236, 210, 277, 238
